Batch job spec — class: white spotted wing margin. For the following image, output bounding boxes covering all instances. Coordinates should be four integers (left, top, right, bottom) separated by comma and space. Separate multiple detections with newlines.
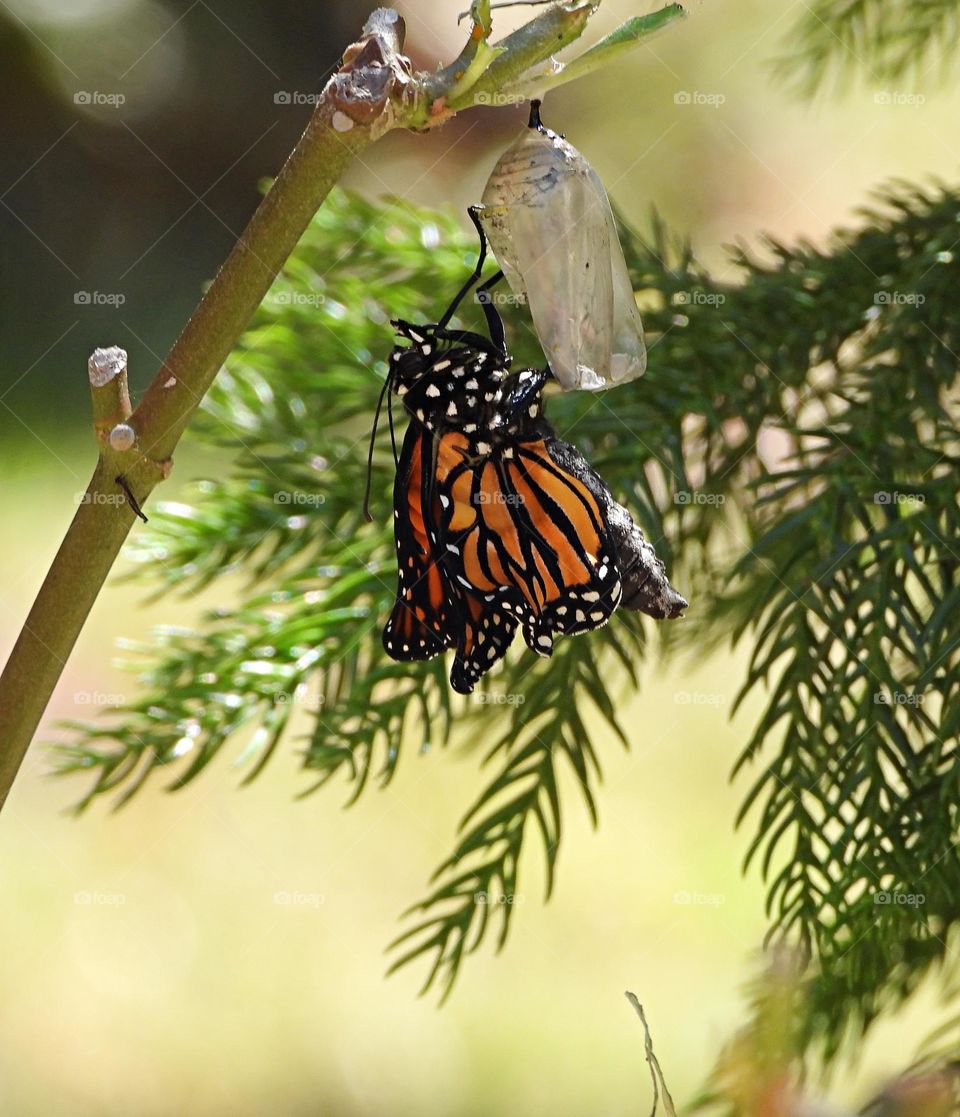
449, 593, 518, 696
382, 421, 458, 662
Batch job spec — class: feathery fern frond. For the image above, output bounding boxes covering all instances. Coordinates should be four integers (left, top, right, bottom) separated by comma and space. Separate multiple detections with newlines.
775, 0, 960, 94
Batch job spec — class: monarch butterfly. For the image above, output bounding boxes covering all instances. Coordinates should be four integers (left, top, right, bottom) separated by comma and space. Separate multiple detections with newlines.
375, 209, 685, 693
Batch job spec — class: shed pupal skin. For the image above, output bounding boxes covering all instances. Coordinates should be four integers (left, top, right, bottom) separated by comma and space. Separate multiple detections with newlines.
477, 100, 647, 393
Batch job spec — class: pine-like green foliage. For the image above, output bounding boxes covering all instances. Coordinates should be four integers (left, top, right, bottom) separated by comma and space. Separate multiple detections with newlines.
776, 0, 960, 93
697, 953, 960, 1112
56, 179, 960, 1046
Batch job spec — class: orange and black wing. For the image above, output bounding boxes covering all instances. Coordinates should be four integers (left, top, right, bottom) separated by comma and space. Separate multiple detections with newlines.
436, 432, 623, 657
449, 590, 518, 695
382, 423, 459, 661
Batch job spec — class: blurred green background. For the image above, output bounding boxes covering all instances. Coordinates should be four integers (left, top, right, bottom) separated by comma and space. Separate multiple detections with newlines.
2, 0, 959, 1112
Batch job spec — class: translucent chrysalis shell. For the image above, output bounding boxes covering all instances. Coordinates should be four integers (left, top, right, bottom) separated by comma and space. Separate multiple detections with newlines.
478, 102, 646, 391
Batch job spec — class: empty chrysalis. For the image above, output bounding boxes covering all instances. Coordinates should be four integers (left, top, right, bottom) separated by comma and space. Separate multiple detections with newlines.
478, 100, 646, 391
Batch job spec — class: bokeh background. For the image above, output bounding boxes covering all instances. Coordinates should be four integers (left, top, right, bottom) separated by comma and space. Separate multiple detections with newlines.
2, 0, 958, 1112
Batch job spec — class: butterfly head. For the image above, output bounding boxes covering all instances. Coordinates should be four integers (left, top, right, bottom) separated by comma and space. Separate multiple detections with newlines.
388, 321, 439, 398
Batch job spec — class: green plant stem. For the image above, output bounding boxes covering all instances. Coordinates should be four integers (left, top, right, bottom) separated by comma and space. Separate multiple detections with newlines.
447, 2, 595, 109
0, 11, 393, 808
503, 4, 686, 97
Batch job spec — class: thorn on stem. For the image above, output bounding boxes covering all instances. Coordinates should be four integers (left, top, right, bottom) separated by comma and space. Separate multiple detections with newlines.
115, 475, 148, 523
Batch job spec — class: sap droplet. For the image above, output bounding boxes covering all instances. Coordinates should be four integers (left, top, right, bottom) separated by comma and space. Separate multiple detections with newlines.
108, 422, 136, 451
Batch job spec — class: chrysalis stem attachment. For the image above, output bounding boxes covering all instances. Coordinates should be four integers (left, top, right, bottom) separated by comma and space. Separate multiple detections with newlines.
528, 98, 545, 132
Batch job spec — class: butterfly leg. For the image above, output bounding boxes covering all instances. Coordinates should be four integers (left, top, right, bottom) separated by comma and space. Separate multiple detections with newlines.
475, 269, 507, 359
438, 205, 496, 330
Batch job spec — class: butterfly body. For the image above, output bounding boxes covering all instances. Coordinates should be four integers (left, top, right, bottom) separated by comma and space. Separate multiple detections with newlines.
384, 322, 644, 692
390, 320, 509, 435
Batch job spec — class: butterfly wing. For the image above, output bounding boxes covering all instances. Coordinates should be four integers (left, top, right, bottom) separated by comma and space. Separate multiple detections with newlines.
382, 426, 519, 691
382, 297, 685, 689
436, 428, 623, 658
548, 439, 688, 620
504, 436, 624, 649
449, 591, 518, 695
382, 423, 458, 661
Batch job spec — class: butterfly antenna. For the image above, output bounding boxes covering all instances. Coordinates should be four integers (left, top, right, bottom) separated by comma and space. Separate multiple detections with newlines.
363, 371, 393, 523
387, 382, 399, 465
